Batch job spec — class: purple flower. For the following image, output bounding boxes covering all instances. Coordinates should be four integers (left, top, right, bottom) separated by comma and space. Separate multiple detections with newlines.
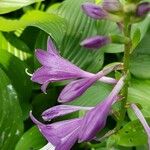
102, 0, 122, 13
31, 37, 117, 93
78, 75, 125, 142
80, 36, 111, 49
59, 63, 123, 102
82, 2, 108, 19
42, 105, 93, 121
131, 104, 150, 149
136, 2, 150, 17
30, 112, 81, 150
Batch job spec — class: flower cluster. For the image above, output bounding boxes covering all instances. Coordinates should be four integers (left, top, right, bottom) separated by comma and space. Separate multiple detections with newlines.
30, 0, 150, 149
30, 37, 125, 150
81, 0, 150, 49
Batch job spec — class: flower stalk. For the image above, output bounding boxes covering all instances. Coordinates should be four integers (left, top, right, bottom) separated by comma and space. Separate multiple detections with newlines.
117, 22, 132, 129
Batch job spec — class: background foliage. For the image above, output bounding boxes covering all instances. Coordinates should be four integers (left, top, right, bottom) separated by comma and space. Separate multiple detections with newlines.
0, 0, 149, 149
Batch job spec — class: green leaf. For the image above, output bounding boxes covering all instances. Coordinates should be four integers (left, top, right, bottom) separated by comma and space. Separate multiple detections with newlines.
130, 26, 150, 79
112, 119, 150, 147
0, 10, 66, 45
0, 32, 31, 61
68, 82, 112, 106
0, 0, 42, 14
0, 68, 23, 150
15, 126, 47, 150
0, 50, 32, 119
131, 15, 150, 42
128, 78, 150, 119
131, 28, 141, 50
48, 0, 104, 72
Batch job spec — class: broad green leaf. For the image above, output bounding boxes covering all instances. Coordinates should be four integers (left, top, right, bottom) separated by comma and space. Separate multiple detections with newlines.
111, 119, 150, 147
0, 50, 32, 119
15, 126, 46, 150
128, 78, 150, 119
0, 10, 66, 45
48, 0, 104, 72
130, 26, 150, 79
0, 0, 42, 14
0, 32, 31, 61
68, 82, 112, 106
0, 68, 23, 150
131, 15, 150, 42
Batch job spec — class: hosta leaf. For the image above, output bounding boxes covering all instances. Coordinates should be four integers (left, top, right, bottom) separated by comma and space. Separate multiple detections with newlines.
127, 78, 150, 119
0, 68, 23, 150
0, 0, 42, 14
15, 126, 46, 150
0, 10, 66, 45
110, 119, 150, 147
0, 32, 31, 61
68, 82, 112, 107
130, 26, 150, 79
0, 50, 32, 119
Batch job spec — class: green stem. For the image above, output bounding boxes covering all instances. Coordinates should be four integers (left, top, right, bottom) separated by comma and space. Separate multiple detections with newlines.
116, 23, 132, 129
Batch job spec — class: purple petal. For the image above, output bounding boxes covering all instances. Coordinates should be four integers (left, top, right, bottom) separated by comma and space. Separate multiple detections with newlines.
30, 111, 81, 146
78, 76, 125, 142
80, 36, 110, 49
136, 2, 150, 17
47, 37, 60, 56
42, 105, 93, 121
131, 104, 150, 148
58, 76, 100, 103
102, 0, 122, 12
82, 2, 108, 19
35, 49, 52, 67
55, 128, 79, 150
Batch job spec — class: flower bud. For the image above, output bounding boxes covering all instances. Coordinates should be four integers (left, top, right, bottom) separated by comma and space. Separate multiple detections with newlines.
136, 2, 150, 17
80, 36, 110, 49
82, 2, 108, 19
102, 0, 123, 13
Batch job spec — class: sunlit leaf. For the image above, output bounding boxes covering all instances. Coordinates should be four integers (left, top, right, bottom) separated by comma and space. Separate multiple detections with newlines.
0, 0, 43, 14
0, 10, 66, 45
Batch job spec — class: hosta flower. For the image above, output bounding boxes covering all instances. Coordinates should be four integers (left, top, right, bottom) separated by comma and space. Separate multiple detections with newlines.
59, 63, 123, 102
131, 104, 150, 149
82, 2, 108, 19
80, 36, 111, 49
78, 75, 125, 142
136, 2, 150, 17
42, 105, 93, 121
32, 37, 117, 93
30, 112, 81, 150
102, 0, 122, 13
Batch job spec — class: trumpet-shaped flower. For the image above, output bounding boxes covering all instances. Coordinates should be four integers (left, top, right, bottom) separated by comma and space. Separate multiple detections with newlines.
31, 37, 117, 93
30, 112, 81, 150
131, 104, 150, 149
59, 63, 122, 102
78, 75, 125, 142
